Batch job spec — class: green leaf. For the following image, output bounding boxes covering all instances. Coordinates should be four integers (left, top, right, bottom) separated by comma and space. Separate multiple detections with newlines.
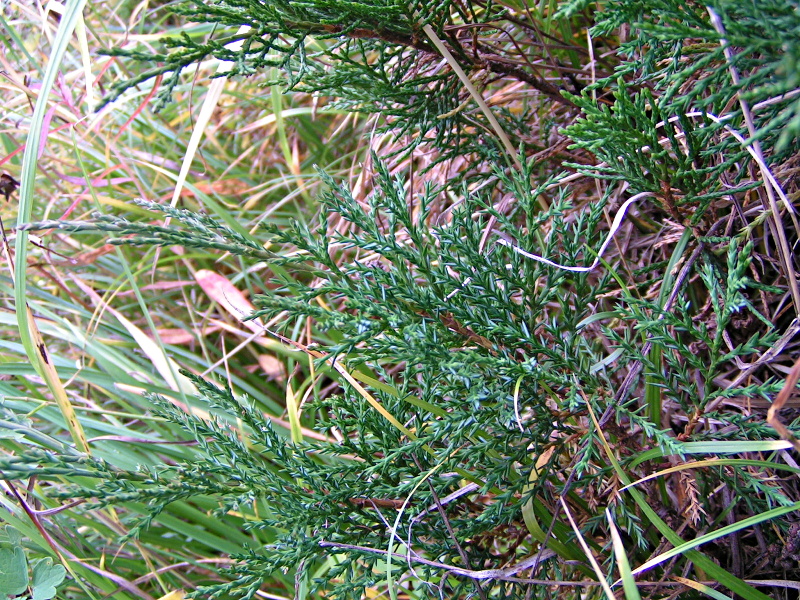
0, 526, 22, 547
0, 546, 29, 596
31, 558, 67, 600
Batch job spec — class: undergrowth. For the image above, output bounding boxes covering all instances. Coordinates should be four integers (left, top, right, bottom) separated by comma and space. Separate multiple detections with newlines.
2, 0, 800, 599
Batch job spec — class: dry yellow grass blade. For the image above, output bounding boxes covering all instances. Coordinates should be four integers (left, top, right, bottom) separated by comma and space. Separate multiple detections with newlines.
521, 446, 555, 544
559, 496, 616, 600
265, 329, 415, 440
166, 26, 251, 213
25, 304, 90, 454
707, 7, 800, 315
421, 23, 520, 171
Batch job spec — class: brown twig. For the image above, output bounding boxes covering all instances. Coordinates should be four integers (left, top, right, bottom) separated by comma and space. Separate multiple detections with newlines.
766, 355, 800, 452
412, 454, 489, 600
318, 22, 577, 108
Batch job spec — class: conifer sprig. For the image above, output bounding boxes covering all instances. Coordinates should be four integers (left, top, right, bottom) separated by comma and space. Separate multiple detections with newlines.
5, 0, 800, 598
19, 201, 316, 269
16, 144, 797, 596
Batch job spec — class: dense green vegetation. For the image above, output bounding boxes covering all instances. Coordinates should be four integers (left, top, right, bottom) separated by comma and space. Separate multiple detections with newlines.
1, 0, 799, 598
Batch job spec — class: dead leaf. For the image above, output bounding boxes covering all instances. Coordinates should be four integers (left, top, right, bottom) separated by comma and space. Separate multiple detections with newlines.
258, 354, 285, 382
194, 269, 263, 334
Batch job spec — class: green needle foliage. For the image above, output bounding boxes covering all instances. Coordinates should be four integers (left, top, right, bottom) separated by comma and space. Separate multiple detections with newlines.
102, 0, 584, 159
5, 0, 800, 599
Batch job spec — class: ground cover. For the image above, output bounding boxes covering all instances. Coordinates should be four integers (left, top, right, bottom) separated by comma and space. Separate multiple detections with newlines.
1, 0, 799, 598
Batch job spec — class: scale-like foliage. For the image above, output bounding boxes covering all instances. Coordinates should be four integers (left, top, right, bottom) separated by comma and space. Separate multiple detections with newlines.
7, 0, 800, 598
102, 0, 584, 160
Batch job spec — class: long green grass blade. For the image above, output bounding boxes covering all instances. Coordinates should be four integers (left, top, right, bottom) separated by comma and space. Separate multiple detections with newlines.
14, 0, 87, 365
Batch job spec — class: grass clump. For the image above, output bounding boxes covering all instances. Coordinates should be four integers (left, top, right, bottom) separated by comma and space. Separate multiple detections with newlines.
2, 0, 800, 598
